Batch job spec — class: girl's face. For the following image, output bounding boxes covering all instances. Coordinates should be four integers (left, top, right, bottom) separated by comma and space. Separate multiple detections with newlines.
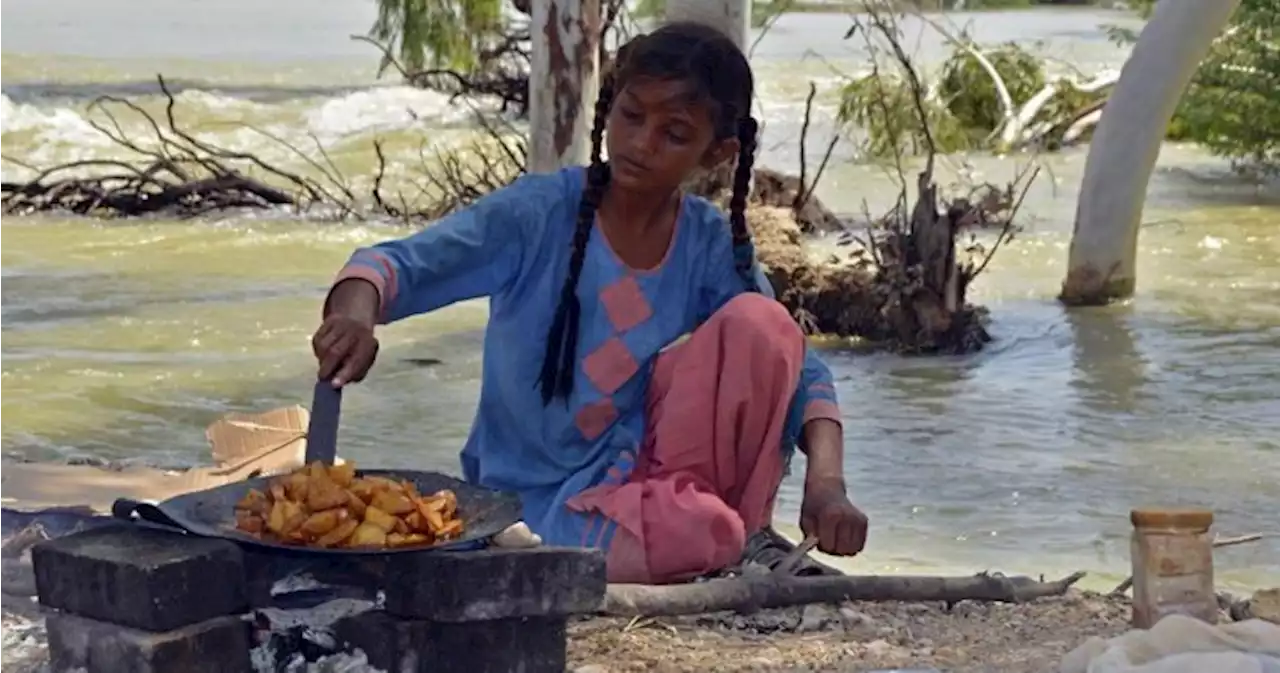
604, 76, 739, 194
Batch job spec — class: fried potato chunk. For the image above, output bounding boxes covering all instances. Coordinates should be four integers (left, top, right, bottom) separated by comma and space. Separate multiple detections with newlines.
232, 461, 466, 550
315, 519, 359, 548
306, 477, 348, 512
363, 506, 398, 533
370, 490, 415, 516
348, 521, 388, 548
300, 509, 346, 537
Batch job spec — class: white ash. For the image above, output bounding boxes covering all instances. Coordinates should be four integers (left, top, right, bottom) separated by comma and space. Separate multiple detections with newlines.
251, 596, 386, 673
254, 597, 375, 631
250, 644, 383, 673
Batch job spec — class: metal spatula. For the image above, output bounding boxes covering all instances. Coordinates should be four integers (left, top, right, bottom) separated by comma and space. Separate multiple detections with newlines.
304, 380, 342, 465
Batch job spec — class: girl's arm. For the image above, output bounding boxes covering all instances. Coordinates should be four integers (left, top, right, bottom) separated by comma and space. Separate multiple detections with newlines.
329, 171, 564, 324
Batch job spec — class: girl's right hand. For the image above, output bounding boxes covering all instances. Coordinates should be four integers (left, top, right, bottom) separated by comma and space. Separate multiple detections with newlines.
312, 314, 379, 387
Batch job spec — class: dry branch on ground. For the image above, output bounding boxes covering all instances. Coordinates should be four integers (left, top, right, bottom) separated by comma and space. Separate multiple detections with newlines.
602, 571, 1087, 617
0, 76, 355, 219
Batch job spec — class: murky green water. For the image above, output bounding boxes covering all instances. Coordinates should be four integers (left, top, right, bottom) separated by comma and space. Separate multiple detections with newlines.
3, 2, 1278, 590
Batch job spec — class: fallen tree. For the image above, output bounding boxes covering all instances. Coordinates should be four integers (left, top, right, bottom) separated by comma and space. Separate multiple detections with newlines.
838, 14, 1121, 157
0, 78, 353, 219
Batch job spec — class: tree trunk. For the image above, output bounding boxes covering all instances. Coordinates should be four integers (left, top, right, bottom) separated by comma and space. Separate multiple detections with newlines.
1060, 0, 1240, 305
528, 0, 602, 172
662, 0, 752, 51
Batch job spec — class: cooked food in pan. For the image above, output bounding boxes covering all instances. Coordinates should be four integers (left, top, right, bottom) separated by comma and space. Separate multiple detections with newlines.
233, 462, 464, 549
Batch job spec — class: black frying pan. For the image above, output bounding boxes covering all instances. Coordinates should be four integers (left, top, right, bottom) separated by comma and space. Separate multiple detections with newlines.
111, 382, 522, 555
110, 469, 521, 555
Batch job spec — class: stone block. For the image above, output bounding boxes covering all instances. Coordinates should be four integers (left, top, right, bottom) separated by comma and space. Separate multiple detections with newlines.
46, 612, 251, 673
428, 615, 567, 673
332, 608, 431, 673
333, 609, 567, 673
384, 546, 605, 621
33, 525, 247, 632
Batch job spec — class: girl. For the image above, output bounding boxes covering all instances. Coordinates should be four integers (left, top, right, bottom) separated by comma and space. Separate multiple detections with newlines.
313, 22, 868, 584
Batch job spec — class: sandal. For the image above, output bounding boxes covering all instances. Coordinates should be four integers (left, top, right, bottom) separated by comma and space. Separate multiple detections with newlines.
741, 526, 843, 577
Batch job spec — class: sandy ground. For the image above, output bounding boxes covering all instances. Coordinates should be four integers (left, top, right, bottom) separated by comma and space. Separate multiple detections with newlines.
566, 593, 1133, 673
3, 600, 50, 673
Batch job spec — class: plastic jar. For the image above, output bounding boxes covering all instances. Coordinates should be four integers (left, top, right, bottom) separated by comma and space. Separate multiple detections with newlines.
1129, 508, 1218, 628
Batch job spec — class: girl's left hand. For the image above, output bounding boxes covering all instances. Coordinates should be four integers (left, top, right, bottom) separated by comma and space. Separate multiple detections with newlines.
799, 476, 868, 556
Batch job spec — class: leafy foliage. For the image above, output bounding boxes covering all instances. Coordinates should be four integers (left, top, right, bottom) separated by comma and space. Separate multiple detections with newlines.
837, 72, 970, 158
1174, 0, 1279, 173
938, 43, 1045, 140
837, 42, 1053, 157
1113, 0, 1279, 173
369, 0, 506, 74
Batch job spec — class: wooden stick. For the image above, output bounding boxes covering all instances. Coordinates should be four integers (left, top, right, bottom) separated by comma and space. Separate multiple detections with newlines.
1109, 533, 1264, 596
1210, 533, 1265, 548
601, 571, 1086, 617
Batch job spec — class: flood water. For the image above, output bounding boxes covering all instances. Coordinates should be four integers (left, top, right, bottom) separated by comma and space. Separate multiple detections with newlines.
3, 0, 1279, 599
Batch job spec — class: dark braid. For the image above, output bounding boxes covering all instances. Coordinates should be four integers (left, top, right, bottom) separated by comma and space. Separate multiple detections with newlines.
728, 116, 760, 292
538, 70, 616, 404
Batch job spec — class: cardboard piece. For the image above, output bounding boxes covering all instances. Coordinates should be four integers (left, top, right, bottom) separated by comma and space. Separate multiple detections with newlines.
204, 405, 310, 482
1, 406, 331, 512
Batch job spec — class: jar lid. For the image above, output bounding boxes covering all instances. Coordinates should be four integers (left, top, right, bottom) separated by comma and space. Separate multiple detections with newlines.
1130, 508, 1214, 531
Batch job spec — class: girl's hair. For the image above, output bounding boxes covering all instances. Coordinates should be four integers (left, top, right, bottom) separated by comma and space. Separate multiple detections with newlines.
538, 21, 759, 405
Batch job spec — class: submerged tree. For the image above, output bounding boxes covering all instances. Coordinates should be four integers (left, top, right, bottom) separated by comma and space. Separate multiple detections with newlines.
836, 37, 1108, 158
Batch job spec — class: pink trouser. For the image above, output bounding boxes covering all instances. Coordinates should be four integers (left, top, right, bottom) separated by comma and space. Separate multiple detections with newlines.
568, 293, 807, 584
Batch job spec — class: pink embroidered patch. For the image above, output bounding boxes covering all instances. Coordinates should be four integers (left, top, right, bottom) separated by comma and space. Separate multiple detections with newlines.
599, 275, 653, 333
575, 398, 619, 440
582, 337, 639, 394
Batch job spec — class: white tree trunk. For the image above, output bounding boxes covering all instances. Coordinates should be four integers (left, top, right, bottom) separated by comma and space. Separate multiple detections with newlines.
1060, 0, 1240, 305
663, 0, 751, 50
528, 0, 602, 173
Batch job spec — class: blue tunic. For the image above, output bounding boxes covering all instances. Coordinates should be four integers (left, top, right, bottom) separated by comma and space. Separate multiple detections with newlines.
334, 167, 840, 549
